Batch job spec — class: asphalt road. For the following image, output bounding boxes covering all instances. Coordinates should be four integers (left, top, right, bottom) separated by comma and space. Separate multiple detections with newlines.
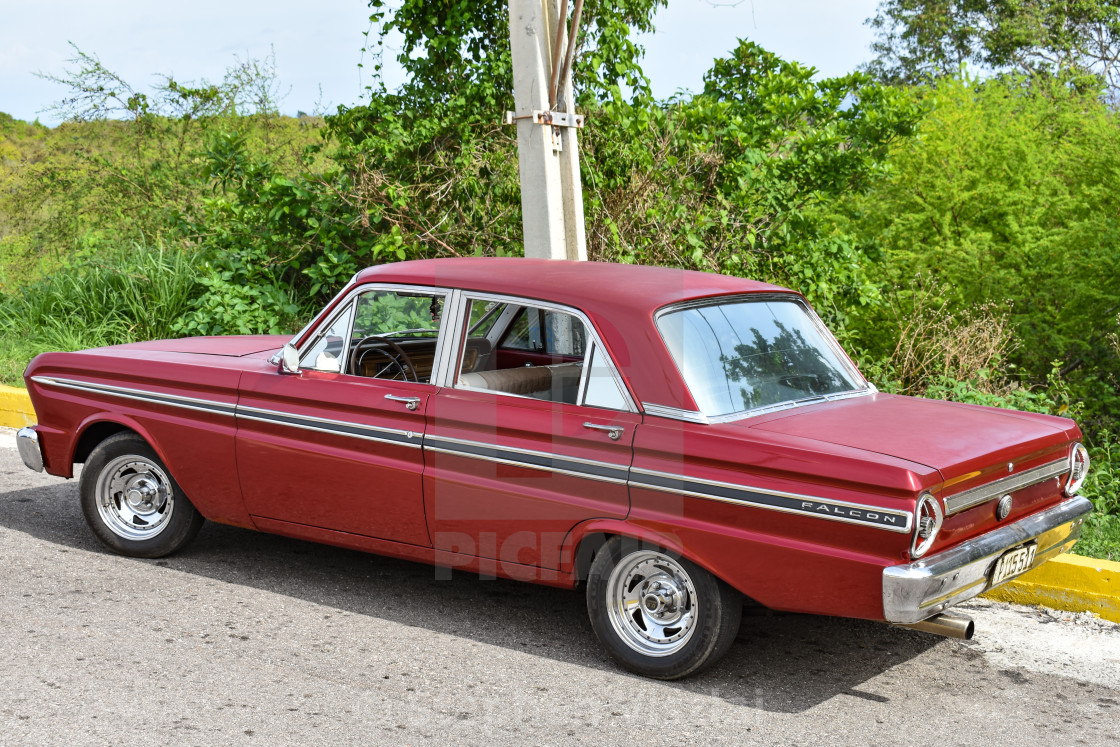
2, 430, 1119, 746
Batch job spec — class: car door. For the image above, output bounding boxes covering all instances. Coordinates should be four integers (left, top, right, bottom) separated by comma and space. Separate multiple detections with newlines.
235, 285, 452, 545
423, 294, 641, 573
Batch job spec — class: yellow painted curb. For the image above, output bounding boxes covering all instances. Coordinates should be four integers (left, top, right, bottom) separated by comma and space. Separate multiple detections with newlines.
983, 553, 1120, 623
0, 384, 35, 428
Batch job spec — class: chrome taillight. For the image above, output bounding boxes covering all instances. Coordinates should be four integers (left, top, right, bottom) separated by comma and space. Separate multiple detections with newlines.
911, 492, 944, 559
1065, 443, 1090, 496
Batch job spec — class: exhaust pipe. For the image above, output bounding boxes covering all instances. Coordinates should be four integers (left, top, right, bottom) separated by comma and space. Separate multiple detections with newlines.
896, 612, 975, 640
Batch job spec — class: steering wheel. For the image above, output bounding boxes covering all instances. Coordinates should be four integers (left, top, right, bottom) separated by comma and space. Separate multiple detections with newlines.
349, 335, 419, 382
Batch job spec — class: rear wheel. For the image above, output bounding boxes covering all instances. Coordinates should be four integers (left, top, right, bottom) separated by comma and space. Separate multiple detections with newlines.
586, 537, 741, 679
79, 432, 204, 558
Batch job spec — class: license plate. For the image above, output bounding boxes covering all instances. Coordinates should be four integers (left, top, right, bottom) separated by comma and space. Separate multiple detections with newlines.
990, 543, 1038, 585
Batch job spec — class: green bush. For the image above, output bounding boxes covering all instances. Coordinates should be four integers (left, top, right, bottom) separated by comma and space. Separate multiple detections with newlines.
0, 245, 201, 383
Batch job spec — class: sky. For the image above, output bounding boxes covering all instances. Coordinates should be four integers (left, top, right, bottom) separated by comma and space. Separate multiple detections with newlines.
0, 0, 882, 125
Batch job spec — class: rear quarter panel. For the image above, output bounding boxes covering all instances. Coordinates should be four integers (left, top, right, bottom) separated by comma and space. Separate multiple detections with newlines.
626, 417, 936, 620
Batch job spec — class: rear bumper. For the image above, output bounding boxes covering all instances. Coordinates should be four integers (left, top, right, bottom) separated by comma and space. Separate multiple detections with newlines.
882, 495, 1093, 624
16, 426, 44, 472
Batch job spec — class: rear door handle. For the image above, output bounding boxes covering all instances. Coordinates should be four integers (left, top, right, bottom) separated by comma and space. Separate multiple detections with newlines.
385, 394, 421, 411
583, 422, 624, 441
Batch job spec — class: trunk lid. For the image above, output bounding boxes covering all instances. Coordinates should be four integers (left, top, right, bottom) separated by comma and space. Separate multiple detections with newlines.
749, 393, 1078, 553
749, 393, 1073, 480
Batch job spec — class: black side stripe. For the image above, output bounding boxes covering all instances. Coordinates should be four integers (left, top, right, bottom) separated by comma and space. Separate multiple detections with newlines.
423, 436, 631, 483
628, 470, 912, 532
235, 407, 419, 447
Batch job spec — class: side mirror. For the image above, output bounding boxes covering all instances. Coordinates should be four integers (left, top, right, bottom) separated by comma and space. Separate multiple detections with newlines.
279, 343, 301, 375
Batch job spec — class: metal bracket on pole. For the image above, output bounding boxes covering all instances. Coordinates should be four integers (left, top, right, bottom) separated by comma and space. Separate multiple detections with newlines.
502, 110, 585, 128
503, 110, 585, 153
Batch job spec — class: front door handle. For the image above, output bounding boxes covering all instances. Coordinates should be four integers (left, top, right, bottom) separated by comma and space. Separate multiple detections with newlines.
385, 394, 421, 411
583, 422, 624, 441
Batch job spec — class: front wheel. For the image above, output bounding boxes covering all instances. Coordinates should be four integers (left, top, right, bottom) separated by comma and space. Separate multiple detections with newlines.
586, 537, 742, 679
79, 432, 204, 558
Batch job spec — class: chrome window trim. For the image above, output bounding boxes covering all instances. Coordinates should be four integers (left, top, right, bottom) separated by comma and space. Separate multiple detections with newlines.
644, 388, 876, 427
427, 288, 459, 387
943, 458, 1069, 515
576, 343, 595, 406
641, 403, 710, 424
706, 387, 877, 424
628, 465, 913, 533
652, 293, 873, 422
446, 290, 639, 414
431, 289, 467, 388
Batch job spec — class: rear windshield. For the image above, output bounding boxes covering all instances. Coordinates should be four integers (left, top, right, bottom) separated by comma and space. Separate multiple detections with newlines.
657, 298, 866, 417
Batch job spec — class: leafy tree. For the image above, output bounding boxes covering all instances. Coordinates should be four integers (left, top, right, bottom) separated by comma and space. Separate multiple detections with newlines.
191, 0, 670, 298
866, 0, 1120, 92
834, 74, 1120, 424
583, 41, 924, 321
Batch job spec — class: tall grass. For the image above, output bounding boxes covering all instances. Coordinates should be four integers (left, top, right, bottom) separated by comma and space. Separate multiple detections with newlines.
0, 244, 199, 384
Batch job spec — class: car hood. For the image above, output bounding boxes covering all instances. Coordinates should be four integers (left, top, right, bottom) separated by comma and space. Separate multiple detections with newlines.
99, 335, 288, 358
748, 393, 1075, 480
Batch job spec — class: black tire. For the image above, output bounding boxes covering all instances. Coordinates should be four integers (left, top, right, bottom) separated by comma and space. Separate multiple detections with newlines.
79, 432, 204, 558
586, 536, 742, 680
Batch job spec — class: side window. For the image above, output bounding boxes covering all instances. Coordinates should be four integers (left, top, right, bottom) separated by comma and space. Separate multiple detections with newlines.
300, 302, 355, 373
582, 344, 629, 411
455, 298, 626, 410
301, 288, 447, 382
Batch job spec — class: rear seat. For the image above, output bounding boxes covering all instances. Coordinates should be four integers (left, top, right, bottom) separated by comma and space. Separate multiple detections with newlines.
459, 362, 583, 403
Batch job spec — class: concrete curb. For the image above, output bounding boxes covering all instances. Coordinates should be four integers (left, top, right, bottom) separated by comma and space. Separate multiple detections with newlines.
0, 384, 35, 428
1, 385, 1118, 621
984, 553, 1120, 623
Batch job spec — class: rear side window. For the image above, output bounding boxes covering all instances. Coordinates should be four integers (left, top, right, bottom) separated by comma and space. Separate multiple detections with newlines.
657, 298, 865, 416
455, 298, 626, 410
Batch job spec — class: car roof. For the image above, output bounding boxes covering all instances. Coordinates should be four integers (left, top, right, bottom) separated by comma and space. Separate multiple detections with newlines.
355, 258, 791, 314
353, 258, 797, 411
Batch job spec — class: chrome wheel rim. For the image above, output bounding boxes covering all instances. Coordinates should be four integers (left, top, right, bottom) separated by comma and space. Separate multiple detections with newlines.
95, 455, 175, 541
605, 550, 698, 657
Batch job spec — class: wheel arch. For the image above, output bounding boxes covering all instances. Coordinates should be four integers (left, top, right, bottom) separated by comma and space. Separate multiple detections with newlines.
70, 415, 168, 472
564, 519, 749, 598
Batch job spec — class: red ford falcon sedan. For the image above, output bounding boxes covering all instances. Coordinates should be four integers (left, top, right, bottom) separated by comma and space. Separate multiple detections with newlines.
16, 258, 1092, 679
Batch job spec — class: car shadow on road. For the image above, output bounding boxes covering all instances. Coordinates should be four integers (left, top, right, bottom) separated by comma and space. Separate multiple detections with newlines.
0, 479, 941, 714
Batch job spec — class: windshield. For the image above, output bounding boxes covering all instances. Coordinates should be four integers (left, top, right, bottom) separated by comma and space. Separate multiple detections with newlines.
657, 297, 866, 417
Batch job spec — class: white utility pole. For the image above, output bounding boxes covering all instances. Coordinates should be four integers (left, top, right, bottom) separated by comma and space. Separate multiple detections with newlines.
507, 0, 587, 260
